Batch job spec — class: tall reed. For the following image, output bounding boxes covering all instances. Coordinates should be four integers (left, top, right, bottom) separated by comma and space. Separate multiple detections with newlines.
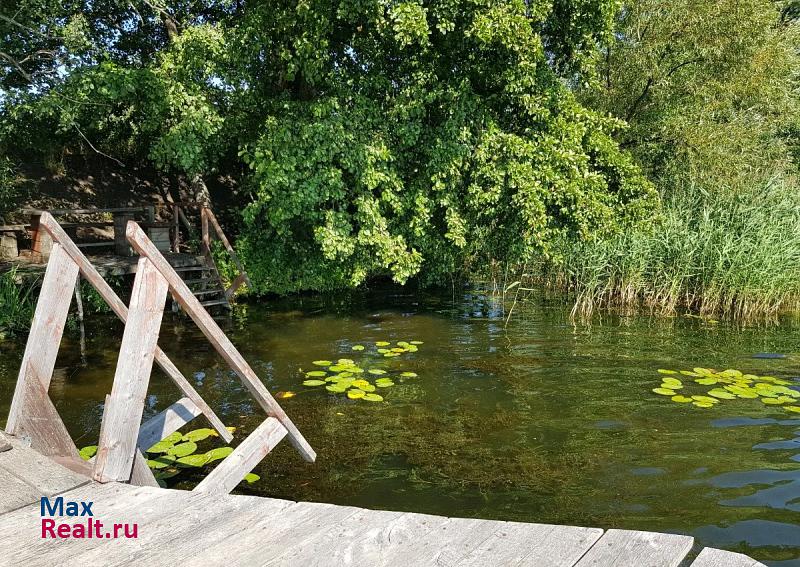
526, 178, 800, 319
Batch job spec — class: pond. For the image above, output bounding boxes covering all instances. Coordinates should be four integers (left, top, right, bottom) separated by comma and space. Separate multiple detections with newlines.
1, 287, 799, 566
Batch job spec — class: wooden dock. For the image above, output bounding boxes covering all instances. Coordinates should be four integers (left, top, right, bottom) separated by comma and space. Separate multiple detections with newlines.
0, 433, 765, 567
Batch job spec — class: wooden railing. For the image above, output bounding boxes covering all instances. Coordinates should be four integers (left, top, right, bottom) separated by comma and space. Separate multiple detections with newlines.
5, 213, 313, 493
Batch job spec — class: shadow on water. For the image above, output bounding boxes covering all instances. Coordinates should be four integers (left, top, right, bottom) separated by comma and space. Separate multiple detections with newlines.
0, 285, 799, 565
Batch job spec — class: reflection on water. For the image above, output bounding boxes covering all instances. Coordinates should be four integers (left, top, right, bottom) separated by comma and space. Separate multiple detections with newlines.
0, 287, 799, 565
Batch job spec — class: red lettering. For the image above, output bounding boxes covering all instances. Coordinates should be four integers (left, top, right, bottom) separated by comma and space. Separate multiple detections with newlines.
113, 523, 122, 538
41, 519, 55, 538
57, 524, 71, 538
93, 519, 103, 538
124, 524, 138, 538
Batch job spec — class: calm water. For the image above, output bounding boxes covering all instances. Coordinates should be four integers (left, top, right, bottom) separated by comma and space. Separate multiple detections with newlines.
1, 287, 799, 565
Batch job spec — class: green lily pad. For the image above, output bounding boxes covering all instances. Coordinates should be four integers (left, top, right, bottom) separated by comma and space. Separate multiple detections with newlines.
244, 473, 260, 483
312, 360, 332, 366
708, 389, 736, 400
182, 428, 216, 443
176, 454, 210, 467
376, 381, 395, 388
377, 348, 390, 354
762, 397, 785, 405
368, 369, 387, 375
303, 379, 326, 386
384, 352, 400, 357
653, 387, 677, 396
693, 401, 715, 408
168, 441, 198, 458
786, 406, 800, 413
153, 468, 180, 480
165, 431, 183, 443
79, 445, 97, 461
400, 372, 418, 378
657, 369, 677, 374
691, 395, 719, 404
337, 358, 355, 365
410, 341, 423, 345
306, 370, 327, 377
375, 341, 390, 346
326, 384, 347, 393
661, 382, 683, 390
351, 345, 365, 351
147, 439, 176, 453
362, 393, 384, 402
147, 454, 177, 469
205, 446, 234, 462
695, 378, 718, 385
671, 395, 693, 403
347, 389, 365, 399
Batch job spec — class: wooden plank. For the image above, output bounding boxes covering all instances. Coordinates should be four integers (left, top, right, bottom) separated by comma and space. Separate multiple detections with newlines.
0, 467, 41, 513
93, 258, 169, 483
205, 207, 252, 289
458, 522, 604, 567
574, 529, 694, 567
130, 449, 159, 487
38, 213, 232, 444
126, 219, 315, 462
5, 243, 79, 457
691, 548, 766, 567
0, 434, 89, 499
194, 417, 287, 494
266, 508, 448, 566
184, 500, 362, 567
137, 397, 201, 452
226, 272, 248, 299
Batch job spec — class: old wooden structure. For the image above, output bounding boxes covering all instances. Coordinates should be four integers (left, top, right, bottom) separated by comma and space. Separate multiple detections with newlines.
5, 213, 312, 491
0, 204, 249, 309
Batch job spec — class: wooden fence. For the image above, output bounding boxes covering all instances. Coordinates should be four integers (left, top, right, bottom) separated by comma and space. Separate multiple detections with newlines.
5, 213, 314, 493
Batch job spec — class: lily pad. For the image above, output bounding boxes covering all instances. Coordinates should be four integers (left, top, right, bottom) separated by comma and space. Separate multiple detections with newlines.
306, 370, 327, 377
661, 382, 683, 390
695, 378, 718, 385
657, 369, 678, 374
377, 349, 390, 354
182, 428, 216, 443
785, 406, 800, 413
400, 372, 418, 378
410, 341, 424, 345
653, 388, 677, 396
368, 369, 387, 375
244, 473, 260, 483
693, 402, 715, 408
176, 454, 210, 468
691, 395, 719, 404
347, 389, 365, 399
337, 358, 355, 365
302, 379, 326, 386
79, 445, 97, 461
376, 380, 395, 388
362, 393, 384, 402
205, 446, 234, 462
147, 439, 175, 453
276, 391, 296, 399
147, 454, 176, 469
707, 389, 736, 400
671, 395, 693, 403
312, 360, 332, 366
168, 441, 198, 458
165, 432, 183, 443
326, 384, 347, 393
375, 341, 390, 347
351, 345, 365, 351
762, 398, 785, 405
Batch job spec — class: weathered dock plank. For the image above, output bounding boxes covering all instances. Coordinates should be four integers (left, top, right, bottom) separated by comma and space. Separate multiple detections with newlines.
573, 528, 694, 567
0, 437, 767, 567
691, 547, 767, 567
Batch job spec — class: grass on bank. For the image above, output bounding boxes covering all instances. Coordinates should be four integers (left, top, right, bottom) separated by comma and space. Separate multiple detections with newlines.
511, 179, 800, 319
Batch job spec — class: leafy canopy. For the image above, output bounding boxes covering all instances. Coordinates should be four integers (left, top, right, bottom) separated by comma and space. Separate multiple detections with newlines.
1, 1, 657, 293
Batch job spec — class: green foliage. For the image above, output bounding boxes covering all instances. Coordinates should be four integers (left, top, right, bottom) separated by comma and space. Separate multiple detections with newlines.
0, 270, 36, 337
0, 158, 20, 222
1, 0, 656, 295
531, 179, 800, 318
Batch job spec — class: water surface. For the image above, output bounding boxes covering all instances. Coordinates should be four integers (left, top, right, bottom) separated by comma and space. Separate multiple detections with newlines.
1, 288, 799, 565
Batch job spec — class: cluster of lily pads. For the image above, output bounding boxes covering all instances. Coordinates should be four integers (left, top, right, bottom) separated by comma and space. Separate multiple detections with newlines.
297, 340, 423, 403
653, 367, 800, 413
79, 427, 260, 487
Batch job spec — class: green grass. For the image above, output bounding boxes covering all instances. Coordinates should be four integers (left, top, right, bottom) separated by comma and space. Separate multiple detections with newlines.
523, 178, 800, 319
0, 268, 37, 336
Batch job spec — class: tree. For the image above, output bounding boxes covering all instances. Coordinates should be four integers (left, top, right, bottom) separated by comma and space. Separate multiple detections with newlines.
1, 1, 658, 293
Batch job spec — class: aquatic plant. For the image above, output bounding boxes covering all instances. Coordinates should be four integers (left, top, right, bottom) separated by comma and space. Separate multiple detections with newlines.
79, 426, 261, 487
298, 340, 423, 403
652, 368, 800, 413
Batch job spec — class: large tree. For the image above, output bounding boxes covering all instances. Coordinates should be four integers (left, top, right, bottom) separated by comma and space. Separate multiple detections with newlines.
1, 1, 658, 293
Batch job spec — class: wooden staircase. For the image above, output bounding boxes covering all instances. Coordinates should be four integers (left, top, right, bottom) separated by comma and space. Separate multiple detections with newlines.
174, 265, 229, 309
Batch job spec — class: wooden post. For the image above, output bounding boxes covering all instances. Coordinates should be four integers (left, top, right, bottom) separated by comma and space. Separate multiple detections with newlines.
30, 213, 53, 262
5, 243, 79, 457
113, 212, 135, 256
125, 220, 316, 463
93, 257, 169, 482
171, 204, 180, 253
194, 417, 287, 494
38, 213, 232, 444
205, 208, 252, 291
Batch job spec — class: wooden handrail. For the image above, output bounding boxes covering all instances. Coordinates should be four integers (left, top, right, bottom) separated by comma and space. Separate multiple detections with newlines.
126, 220, 316, 463
38, 213, 233, 444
